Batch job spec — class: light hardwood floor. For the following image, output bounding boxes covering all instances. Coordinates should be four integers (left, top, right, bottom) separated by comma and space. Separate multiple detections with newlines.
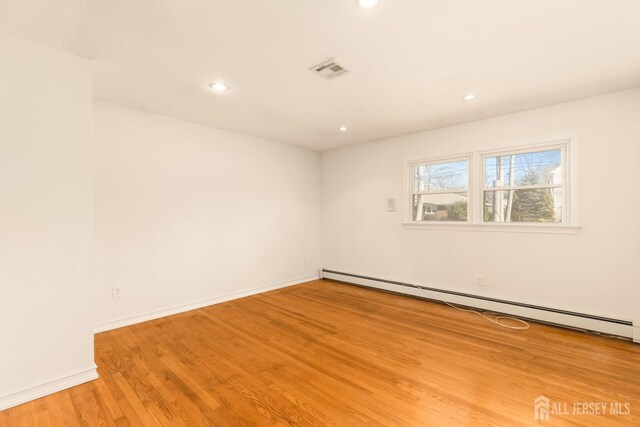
2, 279, 640, 426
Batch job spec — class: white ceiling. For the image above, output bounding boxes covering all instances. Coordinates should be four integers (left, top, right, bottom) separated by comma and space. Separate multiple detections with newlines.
2, 0, 640, 151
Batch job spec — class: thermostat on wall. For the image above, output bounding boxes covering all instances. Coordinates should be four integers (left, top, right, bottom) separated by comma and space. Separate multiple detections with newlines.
387, 198, 396, 212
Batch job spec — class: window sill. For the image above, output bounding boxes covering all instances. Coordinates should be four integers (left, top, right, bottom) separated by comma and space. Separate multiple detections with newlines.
402, 222, 581, 234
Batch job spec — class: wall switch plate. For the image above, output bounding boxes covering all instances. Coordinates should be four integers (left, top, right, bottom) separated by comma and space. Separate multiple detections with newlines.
112, 286, 122, 298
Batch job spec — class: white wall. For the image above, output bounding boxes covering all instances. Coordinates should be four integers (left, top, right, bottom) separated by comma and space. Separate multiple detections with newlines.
0, 34, 96, 404
322, 89, 640, 321
92, 102, 321, 329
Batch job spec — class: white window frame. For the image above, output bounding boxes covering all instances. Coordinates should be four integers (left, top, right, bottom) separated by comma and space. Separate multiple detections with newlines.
405, 153, 472, 224
403, 134, 579, 234
480, 141, 569, 225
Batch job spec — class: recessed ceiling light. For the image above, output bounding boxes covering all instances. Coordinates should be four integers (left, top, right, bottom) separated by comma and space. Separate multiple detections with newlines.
463, 94, 476, 101
339, 126, 348, 132
210, 82, 228, 93
358, 0, 379, 9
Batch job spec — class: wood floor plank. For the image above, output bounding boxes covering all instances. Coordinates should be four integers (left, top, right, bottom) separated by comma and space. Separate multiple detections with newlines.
2, 279, 640, 426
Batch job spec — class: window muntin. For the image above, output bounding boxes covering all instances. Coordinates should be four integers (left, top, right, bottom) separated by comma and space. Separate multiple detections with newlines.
482, 146, 565, 223
410, 158, 469, 222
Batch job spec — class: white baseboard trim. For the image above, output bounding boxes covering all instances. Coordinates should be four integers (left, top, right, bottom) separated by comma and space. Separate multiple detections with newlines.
0, 366, 98, 412
323, 269, 634, 340
94, 275, 319, 334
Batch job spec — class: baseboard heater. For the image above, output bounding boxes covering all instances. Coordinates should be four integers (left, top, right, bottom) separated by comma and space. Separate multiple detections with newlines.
321, 269, 636, 341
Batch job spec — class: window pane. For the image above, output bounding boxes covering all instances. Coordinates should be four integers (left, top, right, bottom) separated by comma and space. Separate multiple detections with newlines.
483, 189, 562, 223
412, 193, 468, 221
484, 149, 562, 188
414, 159, 468, 192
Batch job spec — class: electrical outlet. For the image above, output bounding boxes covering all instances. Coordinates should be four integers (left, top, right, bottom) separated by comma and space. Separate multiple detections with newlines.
112, 286, 122, 298
475, 275, 484, 287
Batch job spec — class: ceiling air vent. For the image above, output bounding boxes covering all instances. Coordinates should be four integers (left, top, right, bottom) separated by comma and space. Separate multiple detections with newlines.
310, 59, 349, 79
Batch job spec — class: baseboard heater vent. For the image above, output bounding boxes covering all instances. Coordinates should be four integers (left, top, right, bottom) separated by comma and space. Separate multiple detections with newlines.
322, 269, 635, 340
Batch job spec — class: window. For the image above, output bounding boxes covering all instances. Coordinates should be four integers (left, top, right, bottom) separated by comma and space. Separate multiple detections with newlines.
405, 137, 577, 232
482, 146, 565, 223
409, 157, 469, 222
